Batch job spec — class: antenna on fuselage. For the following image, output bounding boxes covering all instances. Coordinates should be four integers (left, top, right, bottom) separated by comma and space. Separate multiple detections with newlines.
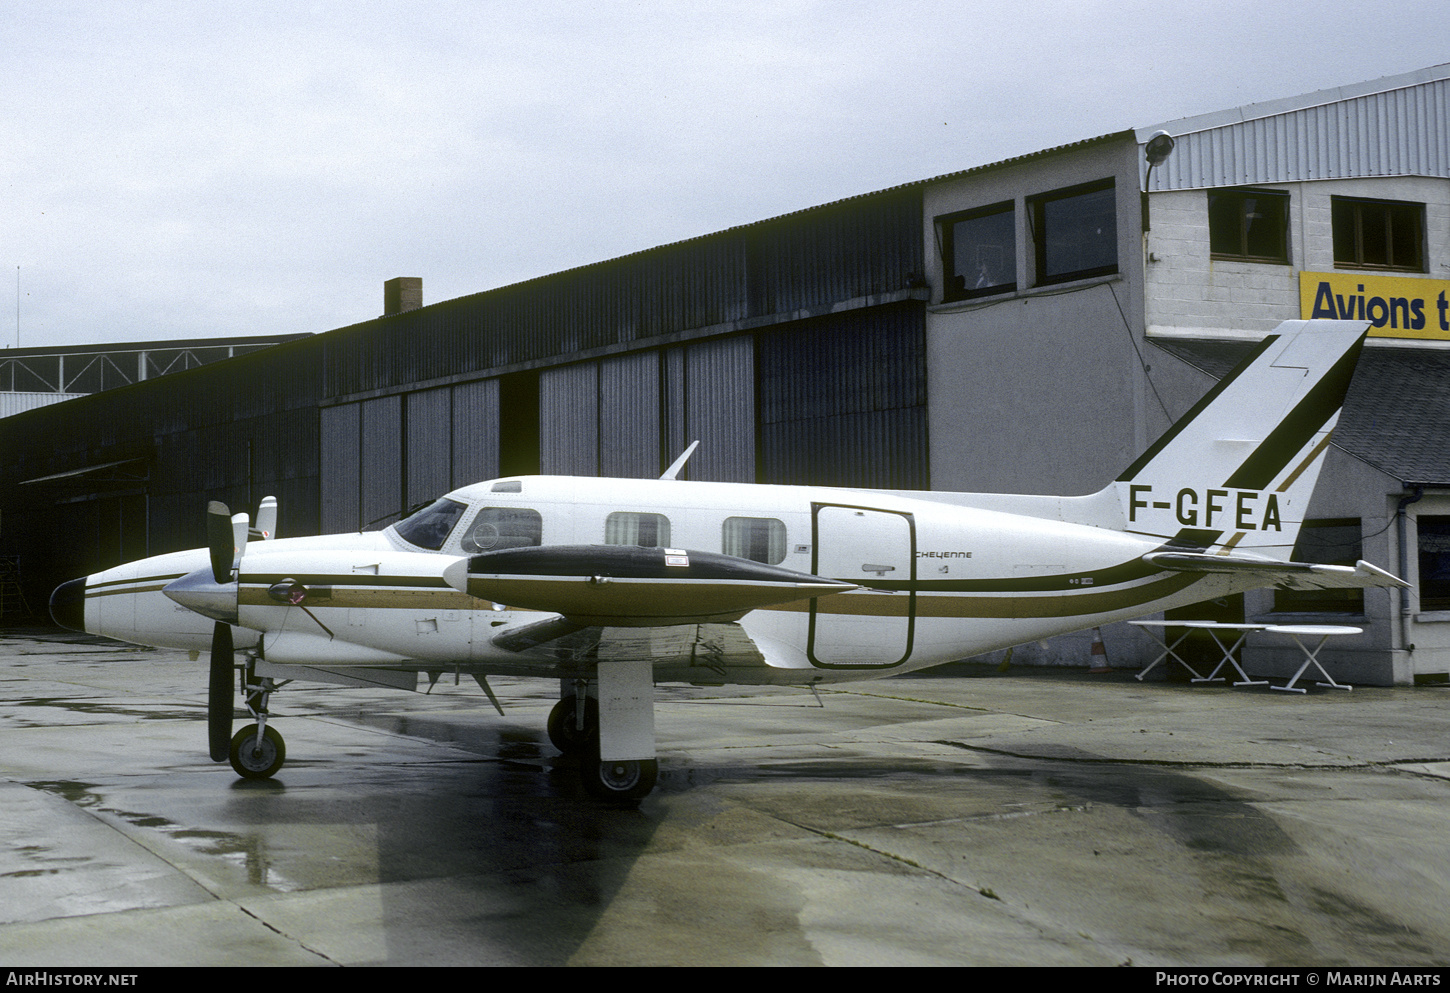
659, 440, 700, 480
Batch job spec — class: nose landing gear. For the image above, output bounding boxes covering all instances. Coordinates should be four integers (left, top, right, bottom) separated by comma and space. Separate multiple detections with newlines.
230, 724, 286, 779
228, 661, 287, 780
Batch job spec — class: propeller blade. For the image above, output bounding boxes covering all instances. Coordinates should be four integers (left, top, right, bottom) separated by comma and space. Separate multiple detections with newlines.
208, 621, 234, 762
253, 496, 278, 540
231, 512, 249, 573
206, 502, 233, 584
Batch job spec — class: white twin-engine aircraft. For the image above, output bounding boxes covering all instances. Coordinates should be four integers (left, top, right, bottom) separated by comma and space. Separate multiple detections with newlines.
51, 320, 1405, 800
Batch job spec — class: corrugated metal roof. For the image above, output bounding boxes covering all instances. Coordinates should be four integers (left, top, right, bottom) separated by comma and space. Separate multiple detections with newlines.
1140, 63, 1450, 191
425, 133, 1135, 309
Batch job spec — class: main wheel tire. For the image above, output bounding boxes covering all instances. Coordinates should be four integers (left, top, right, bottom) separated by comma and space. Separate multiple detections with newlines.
547, 697, 598, 754
229, 725, 286, 780
580, 747, 658, 802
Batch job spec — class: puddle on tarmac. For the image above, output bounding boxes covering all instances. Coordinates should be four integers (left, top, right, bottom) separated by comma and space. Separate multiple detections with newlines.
5, 698, 201, 726
26, 779, 303, 890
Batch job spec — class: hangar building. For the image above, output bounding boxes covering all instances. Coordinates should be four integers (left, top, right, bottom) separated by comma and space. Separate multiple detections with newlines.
3, 63, 1447, 685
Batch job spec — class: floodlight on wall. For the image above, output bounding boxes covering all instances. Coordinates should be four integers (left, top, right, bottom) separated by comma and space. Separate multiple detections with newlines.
1144, 131, 1175, 167
1141, 131, 1176, 233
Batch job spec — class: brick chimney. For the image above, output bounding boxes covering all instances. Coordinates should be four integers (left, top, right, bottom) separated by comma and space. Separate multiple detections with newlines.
384, 277, 422, 316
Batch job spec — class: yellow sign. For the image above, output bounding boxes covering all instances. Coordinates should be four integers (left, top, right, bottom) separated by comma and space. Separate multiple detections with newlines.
1300, 272, 1450, 341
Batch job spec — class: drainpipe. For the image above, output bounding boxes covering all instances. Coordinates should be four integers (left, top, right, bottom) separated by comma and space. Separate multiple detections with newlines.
1396, 485, 1424, 656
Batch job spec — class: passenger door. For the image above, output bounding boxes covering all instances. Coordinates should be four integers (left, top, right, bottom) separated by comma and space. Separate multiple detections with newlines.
808, 504, 915, 667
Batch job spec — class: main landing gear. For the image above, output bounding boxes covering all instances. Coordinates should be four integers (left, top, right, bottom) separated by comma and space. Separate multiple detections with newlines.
549, 667, 658, 802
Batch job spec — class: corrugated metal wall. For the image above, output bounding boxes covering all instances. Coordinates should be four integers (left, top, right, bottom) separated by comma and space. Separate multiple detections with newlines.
1149, 75, 1450, 190
323, 378, 508, 532
757, 302, 928, 489
684, 336, 756, 483
662, 347, 687, 469
540, 363, 600, 476
359, 396, 402, 529
320, 404, 360, 532
599, 351, 660, 479
451, 378, 500, 488
405, 388, 452, 510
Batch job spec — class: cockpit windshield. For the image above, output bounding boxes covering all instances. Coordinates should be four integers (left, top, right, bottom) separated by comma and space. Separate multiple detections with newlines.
393, 498, 468, 551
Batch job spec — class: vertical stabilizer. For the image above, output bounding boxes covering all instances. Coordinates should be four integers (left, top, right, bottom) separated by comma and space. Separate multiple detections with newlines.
1114, 320, 1367, 559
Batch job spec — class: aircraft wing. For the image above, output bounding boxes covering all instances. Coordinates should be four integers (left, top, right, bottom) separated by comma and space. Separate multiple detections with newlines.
439, 544, 842, 675
1143, 552, 1408, 591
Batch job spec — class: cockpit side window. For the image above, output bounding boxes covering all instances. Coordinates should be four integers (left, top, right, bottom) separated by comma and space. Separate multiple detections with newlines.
394, 498, 468, 551
461, 507, 544, 553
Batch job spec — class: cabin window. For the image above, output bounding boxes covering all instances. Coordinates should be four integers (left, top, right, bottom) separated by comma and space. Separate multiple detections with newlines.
605, 512, 671, 547
1209, 188, 1290, 263
1418, 516, 1450, 612
460, 507, 543, 552
722, 517, 787, 564
938, 201, 1016, 302
394, 498, 468, 551
1333, 197, 1425, 272
1273, 518, 1364, 614
1028, 178, 1117, 285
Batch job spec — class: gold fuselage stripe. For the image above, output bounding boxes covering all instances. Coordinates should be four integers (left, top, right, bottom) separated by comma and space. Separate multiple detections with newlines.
216, 572, 1200, 622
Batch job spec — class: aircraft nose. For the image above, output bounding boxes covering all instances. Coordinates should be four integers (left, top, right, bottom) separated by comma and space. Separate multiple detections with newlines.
50, 577, 88, 633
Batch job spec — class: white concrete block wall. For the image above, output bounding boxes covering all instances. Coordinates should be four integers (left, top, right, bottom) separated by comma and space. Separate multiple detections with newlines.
1145, 186, 1301, 335
1147, 178, 1450, 339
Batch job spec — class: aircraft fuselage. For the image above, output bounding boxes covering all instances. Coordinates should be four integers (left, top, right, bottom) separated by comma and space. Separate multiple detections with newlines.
68, 474, 1242, 685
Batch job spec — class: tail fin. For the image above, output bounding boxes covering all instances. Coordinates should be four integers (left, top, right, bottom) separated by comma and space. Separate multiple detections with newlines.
1116, 320, 1367, 559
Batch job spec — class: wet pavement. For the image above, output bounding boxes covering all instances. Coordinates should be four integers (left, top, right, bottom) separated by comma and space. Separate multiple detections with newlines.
0, 627, 1447, 967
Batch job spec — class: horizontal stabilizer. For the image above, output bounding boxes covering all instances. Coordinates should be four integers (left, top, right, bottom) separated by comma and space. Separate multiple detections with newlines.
446, 544, 857, 626
1144, 552, 1408, 591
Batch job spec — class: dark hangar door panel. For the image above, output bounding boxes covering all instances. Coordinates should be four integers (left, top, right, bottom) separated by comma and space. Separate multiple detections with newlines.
808, 504, 915, 667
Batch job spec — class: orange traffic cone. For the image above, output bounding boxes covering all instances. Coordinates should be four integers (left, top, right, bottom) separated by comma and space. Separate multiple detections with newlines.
1089, 627, 1113, 673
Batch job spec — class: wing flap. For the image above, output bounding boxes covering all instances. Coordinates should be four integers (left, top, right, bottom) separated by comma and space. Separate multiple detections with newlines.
489, 618, 776, 670
1144, 552, 1408, 590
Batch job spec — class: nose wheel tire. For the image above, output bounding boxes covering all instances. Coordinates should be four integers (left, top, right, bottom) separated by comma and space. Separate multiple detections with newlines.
229, 725, 286, 780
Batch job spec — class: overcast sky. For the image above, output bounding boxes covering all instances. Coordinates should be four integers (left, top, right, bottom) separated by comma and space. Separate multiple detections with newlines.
5, 0, 1449, 348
